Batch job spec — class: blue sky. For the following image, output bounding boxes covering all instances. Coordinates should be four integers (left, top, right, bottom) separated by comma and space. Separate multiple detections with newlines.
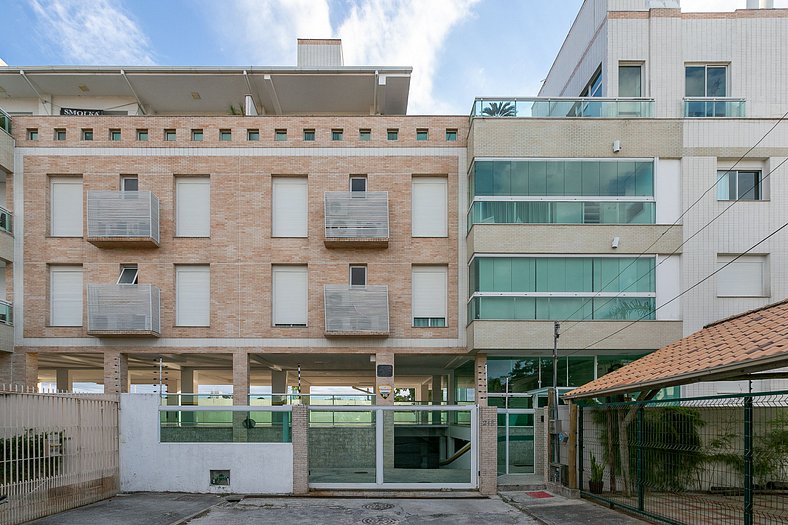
1, 0, 784, 114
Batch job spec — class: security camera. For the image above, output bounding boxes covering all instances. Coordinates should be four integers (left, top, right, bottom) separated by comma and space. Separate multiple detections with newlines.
612, 237, 620, 249
613, 140, 621, 153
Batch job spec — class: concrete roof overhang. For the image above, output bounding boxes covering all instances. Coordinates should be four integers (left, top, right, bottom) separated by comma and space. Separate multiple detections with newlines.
0, 65, 412, 115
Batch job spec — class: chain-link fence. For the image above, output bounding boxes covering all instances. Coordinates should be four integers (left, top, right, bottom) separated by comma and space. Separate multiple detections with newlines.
578, 391, 788, 525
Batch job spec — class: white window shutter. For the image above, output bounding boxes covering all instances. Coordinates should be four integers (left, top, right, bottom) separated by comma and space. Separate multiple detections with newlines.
51, 178, 83, 236
273, 266, 308, 325
272, 178, 308, 237
412, 177, 447, 237
51, 266, 83, 326
176, 266, 211, 326
717, 256, 766, 297
412, 266, 447, 318
176, 178, 211, 236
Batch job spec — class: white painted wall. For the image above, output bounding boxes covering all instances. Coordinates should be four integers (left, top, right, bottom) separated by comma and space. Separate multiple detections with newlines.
655, 158, 681, 224
656, 254, 681, 319
119, 394, 294, 494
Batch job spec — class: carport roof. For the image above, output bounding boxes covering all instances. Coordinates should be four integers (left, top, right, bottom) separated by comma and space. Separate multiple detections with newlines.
565, 299, 788, 400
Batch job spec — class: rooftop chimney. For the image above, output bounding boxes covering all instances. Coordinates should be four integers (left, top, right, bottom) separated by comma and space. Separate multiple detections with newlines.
297, 39, 344, 68
747, 0, 774, 8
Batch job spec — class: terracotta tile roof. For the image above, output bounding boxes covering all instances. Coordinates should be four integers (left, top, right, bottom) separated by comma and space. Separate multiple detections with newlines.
565, 299, 788, 399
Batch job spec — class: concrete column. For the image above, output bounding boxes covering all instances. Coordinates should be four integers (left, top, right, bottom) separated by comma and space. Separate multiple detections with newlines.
291, 404, 309, 495
103, 351, 129, 394
431, 375, 443, 404
232, 351, 250, 406
374, 352, 394, 406
418, 382, 430, 404
181, 367, 198, 394
447, 372, 456, 405
0, 352, 40, 390
272, 370, 288, 396
568, 402, 578, 490
475, 354, 488, 407
55, 368, 72, 392
478, 406, 498, 495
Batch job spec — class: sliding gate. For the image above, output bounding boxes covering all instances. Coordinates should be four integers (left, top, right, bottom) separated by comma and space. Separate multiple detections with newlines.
307, 405, 477, 489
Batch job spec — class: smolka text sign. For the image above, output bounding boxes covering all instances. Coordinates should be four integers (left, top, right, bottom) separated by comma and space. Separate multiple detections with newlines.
60, 108, 104, 116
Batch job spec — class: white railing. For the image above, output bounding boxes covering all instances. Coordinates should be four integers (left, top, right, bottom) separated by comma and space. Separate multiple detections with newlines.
87, 191, 160, 244
87, 284, 161, 335
324, 192, 389, 240
324, 285, 389, 334
471, 97, 654, 118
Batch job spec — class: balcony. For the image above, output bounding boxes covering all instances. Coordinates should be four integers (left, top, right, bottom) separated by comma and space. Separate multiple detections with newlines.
87, 284, 161, 337
684, 98, 745, 118
324, 192, 389, 248
0, 300, 13, 353
0, 207, 12, 262
470, 97, 654, 119
87, 191, 160, 248
0, 108, 12, 173
324, 285, 389, 337
0, 108, 9, 135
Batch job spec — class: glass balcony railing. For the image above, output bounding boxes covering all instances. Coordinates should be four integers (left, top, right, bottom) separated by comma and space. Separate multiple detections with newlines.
0, 207, 12, 235
0, 108, 10, 135
0, 300, 13, 326
159, 406, 292, 443
468, 200, 655, 229
468, 295, 656, 321
684, 98, 745, 118
471, 97, 654, 118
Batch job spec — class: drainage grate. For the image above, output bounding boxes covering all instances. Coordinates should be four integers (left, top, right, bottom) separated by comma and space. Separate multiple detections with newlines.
361, 517, 398, 525
362, 502, 395, 511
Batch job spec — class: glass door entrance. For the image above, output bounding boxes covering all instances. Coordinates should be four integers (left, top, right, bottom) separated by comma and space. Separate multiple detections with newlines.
492, 394, 535, 475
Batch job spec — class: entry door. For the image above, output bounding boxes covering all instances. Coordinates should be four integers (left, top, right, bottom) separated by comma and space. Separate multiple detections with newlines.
496, 395, 536, 475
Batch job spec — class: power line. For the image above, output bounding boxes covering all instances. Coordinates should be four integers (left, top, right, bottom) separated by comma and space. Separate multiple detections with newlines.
555, 108, 788, 326
560, 220, 788, 358
559, 154, 788, 337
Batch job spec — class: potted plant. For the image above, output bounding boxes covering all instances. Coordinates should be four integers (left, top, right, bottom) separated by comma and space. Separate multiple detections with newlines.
589, 452, 604, 493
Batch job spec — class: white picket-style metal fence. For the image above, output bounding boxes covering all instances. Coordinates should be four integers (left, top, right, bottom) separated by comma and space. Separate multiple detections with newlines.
0, 386, 119, 525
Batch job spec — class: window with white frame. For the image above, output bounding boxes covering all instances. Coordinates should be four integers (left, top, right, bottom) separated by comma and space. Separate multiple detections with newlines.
50, 266, 83, 326
412, 266, 447, 327
176, 265, 211, 326
117, 265, 139, 284
412, 177, 447, 237
176, 177, 210, 237
272, 177, 308, 237
50, 177, 83, 237
717, 170, 763, 201
120, 175, 138, 192
272, 266, 308, 327
716, 254, 768, 297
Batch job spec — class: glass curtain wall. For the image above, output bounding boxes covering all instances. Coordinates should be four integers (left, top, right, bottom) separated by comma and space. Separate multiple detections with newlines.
468, 159, 655, 228
469, 257, 656, 321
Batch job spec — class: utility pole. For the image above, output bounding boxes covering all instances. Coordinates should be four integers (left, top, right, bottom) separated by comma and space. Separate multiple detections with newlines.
552, 321, 561, 468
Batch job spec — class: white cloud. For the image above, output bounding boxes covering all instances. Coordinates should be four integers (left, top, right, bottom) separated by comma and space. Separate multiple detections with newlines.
338, 0, 479, 114
219, 0, 332, 65
29, 0, 155, 65
681, 0, 788, 10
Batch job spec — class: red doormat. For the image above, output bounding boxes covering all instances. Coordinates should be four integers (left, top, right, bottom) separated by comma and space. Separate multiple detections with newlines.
526, 491, 553, 498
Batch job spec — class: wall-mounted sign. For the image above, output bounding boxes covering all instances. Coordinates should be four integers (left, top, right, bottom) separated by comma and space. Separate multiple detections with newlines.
378, 384, 392, 400
60, 108, 104, 116
376, 364, 393, 378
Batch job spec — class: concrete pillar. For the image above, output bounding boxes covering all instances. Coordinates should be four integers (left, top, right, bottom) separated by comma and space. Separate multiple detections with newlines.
431, 375, 443, 404
374, 352, 394, 406
272, 370, 288, 396
103, 351, 129, 394
478, 406, 498, 495
447, 372, 456, 405
418, 382, 430, 404
291, 404, 309, 495
55, 368, 72, 392
232, 351, 250, 406
0, 352, 39, 390
181, 367, 198, 394
568, 402, 578, 490
475, 354, 488, 407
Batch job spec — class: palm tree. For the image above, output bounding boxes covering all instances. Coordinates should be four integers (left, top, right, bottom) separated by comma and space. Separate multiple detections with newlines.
481, 101, 516, 117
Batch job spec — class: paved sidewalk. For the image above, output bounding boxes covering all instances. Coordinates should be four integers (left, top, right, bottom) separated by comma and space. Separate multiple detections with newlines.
500, 491, 650, 525
187, 496, 540, 525
26, 493, 222, 525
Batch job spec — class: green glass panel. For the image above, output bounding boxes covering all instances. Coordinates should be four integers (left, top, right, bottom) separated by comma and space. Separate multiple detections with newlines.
493, 161, 512, 196
635, 162, 654, 196
481, 297, 514, 319
509, 359, 539, 392
553, 202, 582, 223
510, 258, 535, 292
529, 162, 547, 195
474, 162, 493, 196
564, 162, 582, 195
593, 297, 655, 320
478, 259, 494, 291
510, 162, 529, 195
565, 258, 593, 292
492, 258, 512, 292
487, 359, 512, 393
545, 162, 565, 196
618, 161, 637, 196
599, 162, 619, 196
599, 202, 619, 223
509, 414, 534, 427
581, 162, 600, 196
513, 297, 536, 319
594, 258, 621, 292
568, 357, 596, 387
506, 396, 533, 408
597, 354, 647, 378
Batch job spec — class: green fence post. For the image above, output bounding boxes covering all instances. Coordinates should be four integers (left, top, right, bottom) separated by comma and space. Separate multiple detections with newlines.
578, 405, 584, 491
744, 396, 753, 525
637, 405, 644, 512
